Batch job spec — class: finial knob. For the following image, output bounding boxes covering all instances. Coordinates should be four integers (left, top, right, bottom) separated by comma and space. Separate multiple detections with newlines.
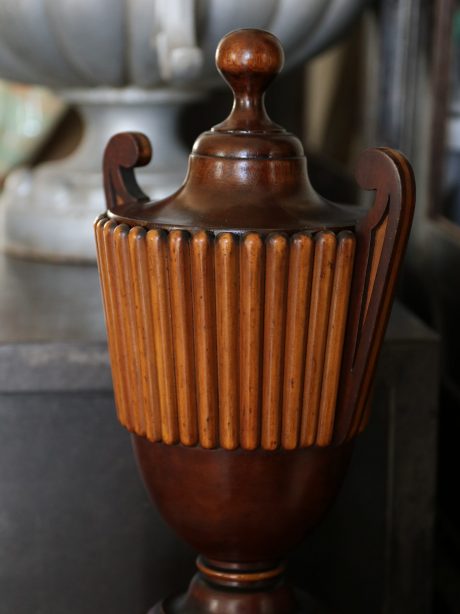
214, 29, 285, 132
216, 29, 284, 93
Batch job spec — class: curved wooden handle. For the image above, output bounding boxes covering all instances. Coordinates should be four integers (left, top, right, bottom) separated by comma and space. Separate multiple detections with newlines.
103, 132, 152, 212
334, 147, 415, 444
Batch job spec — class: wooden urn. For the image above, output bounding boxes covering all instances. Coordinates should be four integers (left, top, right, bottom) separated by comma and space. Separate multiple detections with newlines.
94, 29, 415, 613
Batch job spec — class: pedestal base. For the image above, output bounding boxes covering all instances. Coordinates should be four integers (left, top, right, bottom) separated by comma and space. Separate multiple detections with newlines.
149, 573, 327, 614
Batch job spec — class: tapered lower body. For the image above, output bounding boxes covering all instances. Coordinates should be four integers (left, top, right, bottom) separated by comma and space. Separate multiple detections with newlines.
134, 437, 352, 614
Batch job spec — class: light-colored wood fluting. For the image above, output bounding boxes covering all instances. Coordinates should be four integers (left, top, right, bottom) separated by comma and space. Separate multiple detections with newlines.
168, 231, 198, 446
104, 219, 137, 431
96, 217, 125, 428
281, 233, 314, 450
316, 232, 356, 446
95, 222, 359, 451
240, 233, 265, 450
215, 232, 240, 450
300, 231, 337, 447
261, 234, 289, 450
114, 223, 146, 436
146, 230, 179, 445
191, 231, 218, 449
95, 218, 128, 427
129, 226, 162, 442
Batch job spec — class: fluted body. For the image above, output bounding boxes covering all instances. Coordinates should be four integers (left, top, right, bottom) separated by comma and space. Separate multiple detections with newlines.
96, 219, 359, 450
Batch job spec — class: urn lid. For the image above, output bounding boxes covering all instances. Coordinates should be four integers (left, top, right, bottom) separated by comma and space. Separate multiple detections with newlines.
103, 29, 358, 232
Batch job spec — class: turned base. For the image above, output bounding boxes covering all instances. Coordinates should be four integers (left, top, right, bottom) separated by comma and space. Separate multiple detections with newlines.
149, 559, 327, 613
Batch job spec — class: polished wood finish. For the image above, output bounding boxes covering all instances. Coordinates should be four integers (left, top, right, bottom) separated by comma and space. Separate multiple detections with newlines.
95, 28, 415, 614
215, 232, 239, 450
168, 231, 198, 446
133, 439, 352, 564
334, 148, 415, 443
317, 232, 356, 446
96, 221, 360, 450
103, 33, 358, 234
96, 161, 414, 449
150, 574, 326, 614
134, 437, 352, 613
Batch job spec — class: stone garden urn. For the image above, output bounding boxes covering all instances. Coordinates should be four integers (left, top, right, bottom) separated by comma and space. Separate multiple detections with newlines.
0, 0, 368, 261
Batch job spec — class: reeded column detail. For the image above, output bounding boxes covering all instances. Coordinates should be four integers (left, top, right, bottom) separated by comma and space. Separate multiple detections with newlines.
95, 218, 357, 451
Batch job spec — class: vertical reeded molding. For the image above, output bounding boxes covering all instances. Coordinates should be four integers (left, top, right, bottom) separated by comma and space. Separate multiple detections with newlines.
240, 233, 265, 450
114, 223, 146, 437
282, 233, 314, 450
103, 219, 134, 431
147, 230, 179, 445
261, 234, 289, 450
191, 231, 219, 449
95, 218, 129, 429
215, 233, 240, 450
316, 231, 356, 446
129, 226, 162, 442
95, 221, 359, 451
168, 231, 198, 446
301, 231, 337, 447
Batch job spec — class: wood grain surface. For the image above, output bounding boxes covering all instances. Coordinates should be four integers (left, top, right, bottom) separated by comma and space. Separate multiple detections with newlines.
95, 222, 359, 450
334, 148, 415, 444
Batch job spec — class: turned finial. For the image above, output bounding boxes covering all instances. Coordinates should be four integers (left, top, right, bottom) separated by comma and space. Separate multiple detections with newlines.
214, 29, 285, 133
